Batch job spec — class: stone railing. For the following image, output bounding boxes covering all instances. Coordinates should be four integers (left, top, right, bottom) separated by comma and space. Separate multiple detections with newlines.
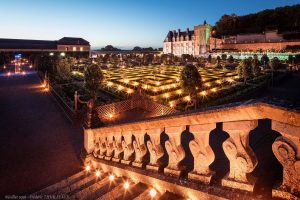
84, 99, 300, 199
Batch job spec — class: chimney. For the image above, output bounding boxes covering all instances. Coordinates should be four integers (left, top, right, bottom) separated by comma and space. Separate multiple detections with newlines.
187, 28, 189, 33
178, 29, 181, 33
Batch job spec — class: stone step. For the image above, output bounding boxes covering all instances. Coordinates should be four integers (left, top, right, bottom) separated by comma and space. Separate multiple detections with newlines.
133, 188, 162, 200
71, 175, 110, 200
55, 172, 96, 196
33, 170, 86, 195
158, 191, 185, 200
96, 181, 146, 200
115, 182, 148, 200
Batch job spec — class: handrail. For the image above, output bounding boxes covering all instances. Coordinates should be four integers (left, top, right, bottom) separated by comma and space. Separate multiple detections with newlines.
91, 99, 300, 134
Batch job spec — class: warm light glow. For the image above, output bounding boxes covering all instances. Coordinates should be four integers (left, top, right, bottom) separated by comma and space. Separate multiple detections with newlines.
205, 83, 211, 87
185, 96, 191, 102
127, 89, 133, 94
7, 72, 11, 76
153, 88, 158, 92
211, 88, 217, 92
107, 82, 113, 87
133, 82, 139, 86
109, 174, 115, 181
3, 65, 6, 69
200, 91, 207, 96
118, 85, 123, 91
143, 85, 148, 89
124, 181, 129, 189
109, 114, 113, 119
176, 78, 180, 82
149, 188, 157, 197
164, 93, 170, 99
95, 170, 100, 177
85, 165, 90, 172
227, 78, 234, 83
22, 71, 26, 75
169, 102, 175, 108
156, 81, 160, 86
216, 80, 222, 84
177, 90, 182, 95
124, 79, 129, 84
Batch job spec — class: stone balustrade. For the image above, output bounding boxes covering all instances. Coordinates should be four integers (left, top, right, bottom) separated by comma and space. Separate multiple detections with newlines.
84, 101, 300, 199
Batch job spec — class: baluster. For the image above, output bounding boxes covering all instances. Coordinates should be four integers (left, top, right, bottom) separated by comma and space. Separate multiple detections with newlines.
132, 130, 147, 168
222, 120, 258, 192
189, 123, 216, 184
121, 131, 135, 164
98, 134, 107, 159
164, 126, 186, 176
112, 132, 123, 162
104, 134, 114, 160
146, 128, 164, 171
272, 121, 300, 195
93, 135, 100, 158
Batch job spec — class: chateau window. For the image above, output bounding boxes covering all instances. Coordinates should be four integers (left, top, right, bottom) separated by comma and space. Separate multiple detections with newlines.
65, 47, 69, 51
73, 46, 77, 51
80, 47, 83, 51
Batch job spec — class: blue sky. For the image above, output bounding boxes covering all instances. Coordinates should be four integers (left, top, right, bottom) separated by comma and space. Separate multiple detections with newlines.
0, 0, 299, 49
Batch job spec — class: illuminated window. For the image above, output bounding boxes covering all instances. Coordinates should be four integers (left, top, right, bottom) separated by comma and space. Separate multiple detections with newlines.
80, 47, 83, 51
73, 47, 77, 51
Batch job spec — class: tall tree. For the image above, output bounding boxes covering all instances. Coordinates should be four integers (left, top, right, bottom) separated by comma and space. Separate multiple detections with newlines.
84, 64, 104, 100
180, 64, 202, 110
252, 55, 261, 77
237, 58, 252, 84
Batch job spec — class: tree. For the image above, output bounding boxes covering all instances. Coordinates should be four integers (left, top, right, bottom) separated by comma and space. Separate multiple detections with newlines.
57, 57, 75, 81
207, 55, 212, 63
84, 64, 104, 100
180, 64, 202, 110
252, 55, 261, 77
270, 57, 280, 71
237, 58, 252, 84
261, 54, 269, 67
221, 54, 227, 60
228, 55, 234, 63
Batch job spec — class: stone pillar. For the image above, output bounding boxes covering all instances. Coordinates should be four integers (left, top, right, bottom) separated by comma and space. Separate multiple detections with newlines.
84, 129, 95, 154
189, 123, 216, 184
146, 128, 164, 171
272, 121, 300, 196
222, 120, 258, 192
164, 126, 186, 176
121, 131, 135, 164
112, 132, 123, 162
105, 134, 114, 160
132, 130, 147, 168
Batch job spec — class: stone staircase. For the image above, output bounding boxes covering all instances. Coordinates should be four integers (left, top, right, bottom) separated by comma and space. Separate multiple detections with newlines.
32, 170, 182, 200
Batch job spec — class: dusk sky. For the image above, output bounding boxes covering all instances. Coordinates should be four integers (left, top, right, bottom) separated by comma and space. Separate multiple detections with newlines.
1, 0, 299, 49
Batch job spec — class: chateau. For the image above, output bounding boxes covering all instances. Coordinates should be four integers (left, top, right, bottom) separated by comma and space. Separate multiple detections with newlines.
163, 22, 300, 56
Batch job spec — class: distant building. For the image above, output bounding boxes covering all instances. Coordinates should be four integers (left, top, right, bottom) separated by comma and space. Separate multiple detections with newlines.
0, 37, 90, 57
163, 23, 300, 56
163, 22, 222, 56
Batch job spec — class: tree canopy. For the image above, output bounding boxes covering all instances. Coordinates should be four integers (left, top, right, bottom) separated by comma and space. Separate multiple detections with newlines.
84, 64, 104, 99
180, 64, 202, 96
215, 4, 300, 36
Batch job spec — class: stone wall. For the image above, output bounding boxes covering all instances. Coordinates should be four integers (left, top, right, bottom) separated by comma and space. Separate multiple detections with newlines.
220, 41, 300, 51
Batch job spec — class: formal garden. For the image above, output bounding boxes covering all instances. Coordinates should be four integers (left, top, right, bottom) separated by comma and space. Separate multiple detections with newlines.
35, 52, 297, 113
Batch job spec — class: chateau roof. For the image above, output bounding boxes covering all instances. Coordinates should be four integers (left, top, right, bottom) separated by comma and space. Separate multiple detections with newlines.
0, 37, 90, 50
57, 37, 90, 45
0, 38, 57, 49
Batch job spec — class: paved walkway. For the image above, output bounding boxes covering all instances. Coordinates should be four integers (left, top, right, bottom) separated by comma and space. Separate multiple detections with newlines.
0, 72, 83, 196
